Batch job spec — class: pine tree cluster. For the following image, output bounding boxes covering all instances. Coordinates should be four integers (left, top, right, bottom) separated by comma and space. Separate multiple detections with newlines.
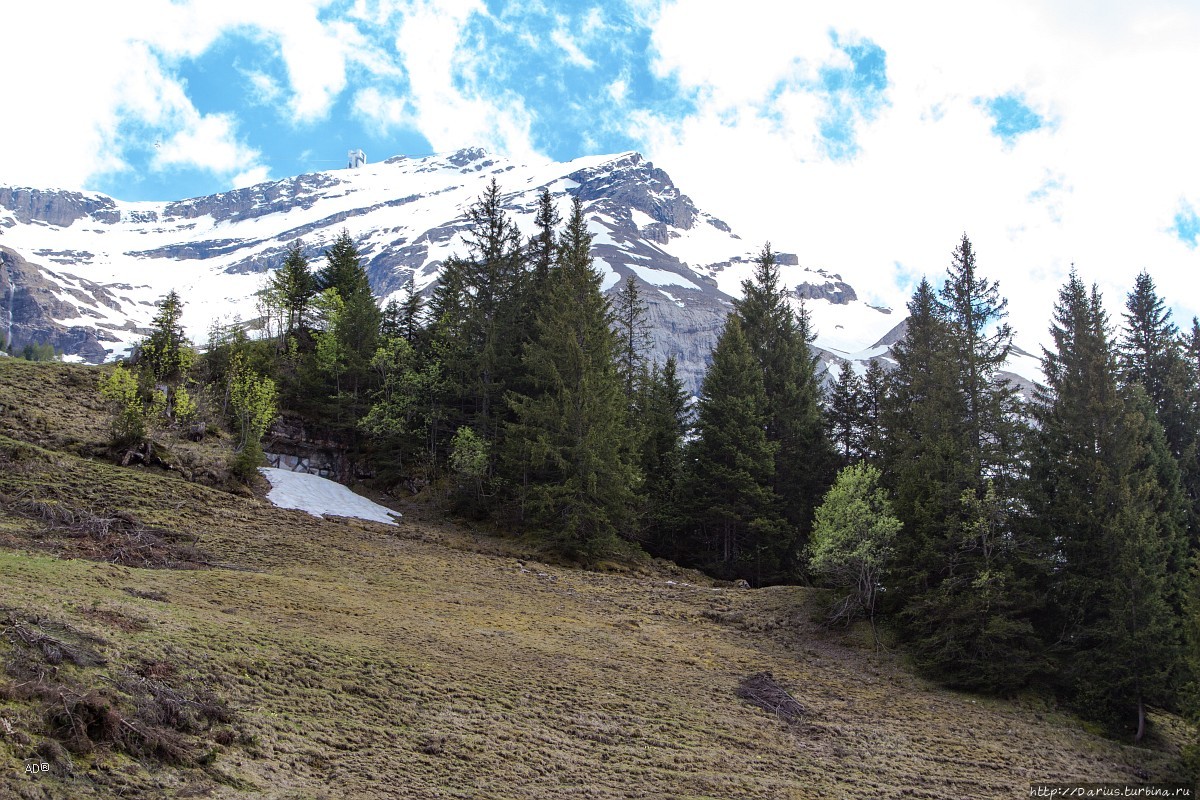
188, 187, 1198, 745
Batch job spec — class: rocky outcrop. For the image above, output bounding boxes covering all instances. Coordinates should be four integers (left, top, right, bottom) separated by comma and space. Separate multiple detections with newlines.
0, 247, 121, 361
570, 153, 700, 230
161, 172, 342, 225
264, 416, 371, 483
0, 188, 119, 227
794, 279, 857, 305
642, 291, 727, 390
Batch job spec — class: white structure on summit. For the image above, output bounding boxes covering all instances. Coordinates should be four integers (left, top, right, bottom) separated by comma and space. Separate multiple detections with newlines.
347, 149, 366, 169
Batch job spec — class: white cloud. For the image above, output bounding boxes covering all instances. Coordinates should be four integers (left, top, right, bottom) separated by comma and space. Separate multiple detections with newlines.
232, 166, 272, 188
353, 86, 413, 134
391, 0, 541, 160
0, 0, 378, 191
608, 77, 629, 104
245, 70, 284, 106
551, 26, 596, 69
634, 0, 1200, 349
581, 8, 605, 37
154, 113, 260, 175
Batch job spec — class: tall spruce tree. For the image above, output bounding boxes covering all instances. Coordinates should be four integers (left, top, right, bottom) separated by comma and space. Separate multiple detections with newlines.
447, 180, 527, 441
678, 315, 780, 583
734, 243, 834, 579
528, 187, 559, 291
881, 237, 1037, 690
1119, 271, 1199, 554
505, 197, 637, 557
935, 234, 1022, 489
141, 290, 192, 386
612, 275, 652, 402
860, 359, 887, 462
827, 360, 867, 463
1032, 272, 1190, 738
317, 230, 373, 300
880, 278, 961, 605
637, 356, 691, 556
427, 181, 531, 493
328, 235, 381, 405
270, 241, 317, 340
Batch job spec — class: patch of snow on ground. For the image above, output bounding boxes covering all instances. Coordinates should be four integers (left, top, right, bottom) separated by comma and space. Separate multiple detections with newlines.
259, 468, 400, 525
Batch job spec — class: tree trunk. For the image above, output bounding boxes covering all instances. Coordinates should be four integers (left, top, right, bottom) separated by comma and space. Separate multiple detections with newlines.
1134, 696, 1146, 742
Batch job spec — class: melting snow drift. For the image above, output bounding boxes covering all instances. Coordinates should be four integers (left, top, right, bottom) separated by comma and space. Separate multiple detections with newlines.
259, 468, 400, 525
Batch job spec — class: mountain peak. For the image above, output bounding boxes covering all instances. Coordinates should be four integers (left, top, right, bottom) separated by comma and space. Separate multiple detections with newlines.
0, 149, 900, 389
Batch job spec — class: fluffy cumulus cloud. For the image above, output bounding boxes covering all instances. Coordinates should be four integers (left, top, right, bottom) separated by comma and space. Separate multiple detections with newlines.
632, 0, 1200, 346
0, 0, 355, 193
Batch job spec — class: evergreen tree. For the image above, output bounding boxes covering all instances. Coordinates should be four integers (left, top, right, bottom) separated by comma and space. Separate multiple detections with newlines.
612, 275, 651, 401
141, 290, 193, 386
307, 232, 382, 426
430, 179, 528, 468
317, 230, 372, 300
1119, 272, 1198, 553
528, 187, 559, 290
880, 278, 961, 605
265, 241, 317, 340
637, 356, 691, 556
1120, 271, 1183, 409
505, 197, 637, 557
313, 233, 382, 414
678, 315, 780, 583
935, 233, 1021, 488
380, 298, 403, 341
827, 360, 866, 463
1032, 272, 1190, 737
860, 359, 887, 462
882, 237, 1037, 690
734, 243, 834, 578
399, 278, 426, 346
338, 290, 384, 398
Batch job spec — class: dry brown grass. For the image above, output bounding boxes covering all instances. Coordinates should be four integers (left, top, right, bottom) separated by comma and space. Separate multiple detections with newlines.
0, 359, 1194, 799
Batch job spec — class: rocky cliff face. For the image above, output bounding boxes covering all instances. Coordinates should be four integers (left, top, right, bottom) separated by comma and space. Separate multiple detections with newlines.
0, 247, 126, 360
0, 188, 119, 227
0, 149, 900, 389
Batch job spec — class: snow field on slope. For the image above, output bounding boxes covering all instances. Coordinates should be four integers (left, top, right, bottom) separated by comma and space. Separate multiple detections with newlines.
259, 467, 401, 525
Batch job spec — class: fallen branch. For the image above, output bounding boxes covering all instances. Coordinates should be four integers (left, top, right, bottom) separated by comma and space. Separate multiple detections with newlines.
736, 672, 806, 724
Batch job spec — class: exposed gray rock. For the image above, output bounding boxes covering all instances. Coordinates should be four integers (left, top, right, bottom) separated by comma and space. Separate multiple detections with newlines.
569, 152, 699, 230
129, 238, 254, 261
265, 415, 371, 482
0, 247, 120, 361
33, 249, 96, 264
162, 172, 342, 224
0, 188, 119, 227
869, 319, 907, 349
793, 279, 857, 305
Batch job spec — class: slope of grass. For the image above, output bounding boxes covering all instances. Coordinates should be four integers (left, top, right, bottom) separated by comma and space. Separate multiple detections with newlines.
0, 359, 1194, 798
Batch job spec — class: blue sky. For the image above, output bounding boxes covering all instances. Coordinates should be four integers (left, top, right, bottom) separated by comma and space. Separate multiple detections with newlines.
2, 0, 1199, 344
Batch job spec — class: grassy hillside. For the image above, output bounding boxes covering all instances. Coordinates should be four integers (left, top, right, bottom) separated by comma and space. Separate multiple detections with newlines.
0, 358, 1193, 798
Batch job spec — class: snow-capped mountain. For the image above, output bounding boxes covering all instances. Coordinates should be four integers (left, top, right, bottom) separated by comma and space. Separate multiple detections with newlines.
0, 147, 1038, 389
